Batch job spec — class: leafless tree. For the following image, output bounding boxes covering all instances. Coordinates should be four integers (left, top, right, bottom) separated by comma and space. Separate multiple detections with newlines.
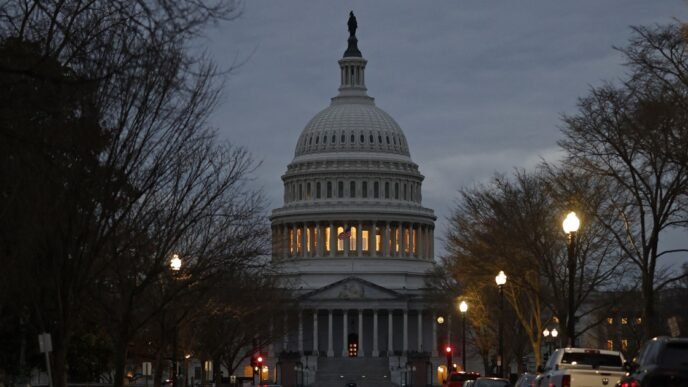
559, 23, 688, 339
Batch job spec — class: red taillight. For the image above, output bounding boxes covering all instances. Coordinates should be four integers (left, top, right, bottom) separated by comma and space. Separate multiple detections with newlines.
562, 375, 570, 387
619, 381, 640, 387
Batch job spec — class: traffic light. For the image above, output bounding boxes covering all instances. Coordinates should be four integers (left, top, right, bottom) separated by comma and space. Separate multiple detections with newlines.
445, 345, 453, 368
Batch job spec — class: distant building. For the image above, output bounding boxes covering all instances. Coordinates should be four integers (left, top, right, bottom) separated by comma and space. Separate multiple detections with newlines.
265, 13, 451, 386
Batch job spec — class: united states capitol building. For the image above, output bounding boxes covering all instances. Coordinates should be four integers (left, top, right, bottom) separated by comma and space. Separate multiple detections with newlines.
265, 13, 449, 386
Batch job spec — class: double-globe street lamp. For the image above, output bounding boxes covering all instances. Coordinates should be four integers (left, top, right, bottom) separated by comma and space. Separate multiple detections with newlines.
495, 271, 507, 378
562, 212, 580, 347
459, 301, 468, 372
542, 328, 558, 360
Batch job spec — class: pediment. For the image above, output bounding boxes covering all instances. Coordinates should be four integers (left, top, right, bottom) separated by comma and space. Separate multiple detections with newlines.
300, 277, 404, 301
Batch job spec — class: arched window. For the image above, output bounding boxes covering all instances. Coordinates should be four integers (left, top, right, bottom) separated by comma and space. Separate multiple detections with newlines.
316, 182, 321, 199
338, 181, 344, 198
299, 183, 303, 200
327, 182, 332, 198
373, 182, 379, 198
362, 181, 368, 198
350, 181, 356, 198
395, 182, 399, 199
306, 182, 311, 199
351, 133, 355, 143
403, 183, 407, 200
384, 182, 390, 199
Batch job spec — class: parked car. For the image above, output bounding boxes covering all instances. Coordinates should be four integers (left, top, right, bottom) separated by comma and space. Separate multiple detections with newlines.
464, 381, 475, 387
536, 347, 626, 387
617, 336, 688, 387
514, 372, 536, 387
443, 371, 481, 387
472, 376, 512, 387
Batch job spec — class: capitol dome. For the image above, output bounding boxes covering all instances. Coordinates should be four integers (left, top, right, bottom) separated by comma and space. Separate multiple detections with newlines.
295, 99, 411, 158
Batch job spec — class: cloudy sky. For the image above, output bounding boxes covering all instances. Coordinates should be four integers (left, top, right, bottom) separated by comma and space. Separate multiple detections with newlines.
204, 1, 687, 260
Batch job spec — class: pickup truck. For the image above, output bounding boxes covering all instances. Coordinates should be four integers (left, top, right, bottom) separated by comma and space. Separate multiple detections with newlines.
535, 347, 627, 387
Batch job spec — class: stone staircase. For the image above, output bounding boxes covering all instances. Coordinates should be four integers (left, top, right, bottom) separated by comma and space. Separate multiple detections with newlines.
314, 357, 394, 387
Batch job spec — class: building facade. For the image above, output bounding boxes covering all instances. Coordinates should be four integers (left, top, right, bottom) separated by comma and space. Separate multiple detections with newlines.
267, 14, 450, 386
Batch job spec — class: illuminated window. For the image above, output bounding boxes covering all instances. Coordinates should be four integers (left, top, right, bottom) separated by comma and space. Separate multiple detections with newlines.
296, 227, 302, 254
362, 229, 369, 252
395, 226, 400, 253
289, 228, 294, 255
404, 227, 410, 253
412, 228, 417, 254
306, 226, 311, 254
337, 226, 344, 252
621, 339, 628, 351
324, 227, 330, 253
621, 317, 628, 325
635, 317, 642, 324
313, 227, 319, 255
376, 226, 382, 254
607, 340, 614, 350
607, 317, 613, 325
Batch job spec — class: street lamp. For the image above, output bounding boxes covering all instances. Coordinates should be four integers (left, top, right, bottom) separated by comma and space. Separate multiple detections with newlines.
563, 211, 580, 347
459, 301, 468, 371
169, 255, 182, 387
495, 271, 507, 378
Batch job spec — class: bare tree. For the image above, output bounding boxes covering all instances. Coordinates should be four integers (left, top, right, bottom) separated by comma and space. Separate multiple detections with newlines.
559, 23, 688, 340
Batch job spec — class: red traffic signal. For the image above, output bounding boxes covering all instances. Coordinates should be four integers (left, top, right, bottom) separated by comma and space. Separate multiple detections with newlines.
256, 355, 263, 364
445, 345, 452, 353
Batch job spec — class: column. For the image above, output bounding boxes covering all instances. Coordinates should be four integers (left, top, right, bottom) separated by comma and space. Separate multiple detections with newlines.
316, 224, 324, 257
298, 310, 303, 353
432, 311, 438, 357
373, 310, 379, 357
313, 310, 319, 356
358, 309, 364, 357
369, 222, 375, 255
388, 310, 394, 355
327, 310, 334, 357
399, 223, 405, 257
357, 222, 363, 256
409, 224, 414, 257
342, 310, 349, 357
383, 222, 390, 257
403, 309, 408, 353
329, 222, 336, 257
417, 310, 423, 352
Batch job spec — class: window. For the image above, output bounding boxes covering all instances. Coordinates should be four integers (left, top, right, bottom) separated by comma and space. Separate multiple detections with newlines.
362, 229, 369, 252
306, 226, 311, 254
412, 228, 417, 255
327, 182, 332, 198
331, 134, 335, 143
362, 181, 368, 198
369, 134, 374, 143
375, 226, 382, 254
299, 184, 303, 200
306, 182, 311, 199
324, 226, 331, 254
316, 182, 321, 198
635, 317, 642, 324
360, 134, 364, 143
309, 136, 312, 145
351, 134, 355, 143
621, 317, 628, 325
378, 134, 382, 143
296, 227, 302, 254
394, 226, 400, 253
350, 181, 356, 198
403, 183, 407, 200
404, 227, 410, 253
341, 134, 345, 143
607, 340, 614, 351
621, 339, 629, 351
350, 226, 357, 251
315, 136, 319, 144
385, 182, 390, 198
386, 136, 390, 144
395, 182, 399, 199
337, 226, 344, 252
607, 317, 614, 325
289, 228, 294, 255
374, 182, 379, 198
338, 181, 344, 198
323, 135, 327, 144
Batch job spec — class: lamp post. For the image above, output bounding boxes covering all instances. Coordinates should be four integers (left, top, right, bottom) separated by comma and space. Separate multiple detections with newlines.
563, 212, 580, 347
459, 301, 468, 371
495, 271, 507, 378
169, 255, 182, 387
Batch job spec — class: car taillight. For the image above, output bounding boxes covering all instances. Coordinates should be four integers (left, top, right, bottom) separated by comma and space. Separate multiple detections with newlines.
619, 381, 640, 387
562, 375, 570, 387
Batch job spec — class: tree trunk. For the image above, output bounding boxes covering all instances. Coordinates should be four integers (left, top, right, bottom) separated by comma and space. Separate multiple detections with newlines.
113, 334, 130, 387
642, 273, 656, 341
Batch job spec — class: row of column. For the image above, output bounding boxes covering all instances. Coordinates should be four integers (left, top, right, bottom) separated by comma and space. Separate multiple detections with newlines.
268, 309, 440, 358
272, 221, 434, 260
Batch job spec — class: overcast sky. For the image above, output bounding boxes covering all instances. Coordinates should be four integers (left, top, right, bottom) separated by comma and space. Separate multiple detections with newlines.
205, 1, 688, 262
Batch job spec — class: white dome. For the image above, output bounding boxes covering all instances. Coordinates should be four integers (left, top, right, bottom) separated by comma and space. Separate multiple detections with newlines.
295, 101, 410, 157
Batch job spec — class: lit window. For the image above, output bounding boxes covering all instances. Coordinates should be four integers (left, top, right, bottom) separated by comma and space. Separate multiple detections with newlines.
337, 226, 344, 252
404, 227, 410, 253
376, 226, 382, 254
289, 228, 294, 255
362, 230, 369, 252
412, 228, 417, 255
350, 226, 357, 251
621, 339, 628, 351
607, 340, 614, 350
607, 317, 613, 325
324, 227, 330, 253
621, 317, 628, 325
635, 317, 642, 324
395, 226, 400, 253
306, 226, 311, 254
296, 227, 302, 254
